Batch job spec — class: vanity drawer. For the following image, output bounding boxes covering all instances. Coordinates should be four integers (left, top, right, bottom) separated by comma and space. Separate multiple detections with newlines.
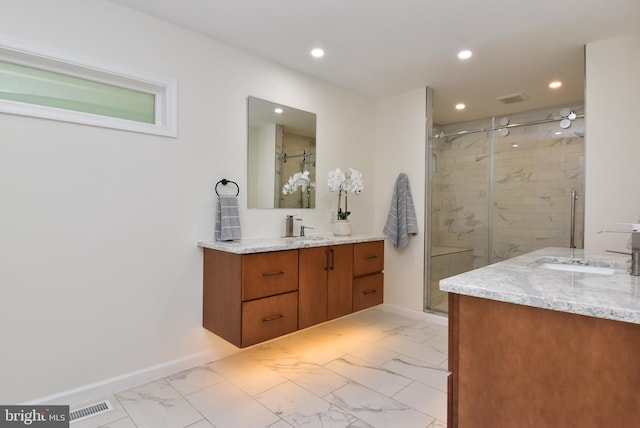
353, 241, 384, 277
353, 273, 384, 311
242, 250, 299, 301
242, 291, 298, 347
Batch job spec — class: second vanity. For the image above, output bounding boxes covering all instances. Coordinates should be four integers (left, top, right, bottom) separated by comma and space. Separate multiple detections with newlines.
198, 235, 384, 348
441, 247, 640, 428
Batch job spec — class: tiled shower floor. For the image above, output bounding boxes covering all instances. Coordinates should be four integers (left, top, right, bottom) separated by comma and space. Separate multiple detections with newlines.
72, 306, 448, 428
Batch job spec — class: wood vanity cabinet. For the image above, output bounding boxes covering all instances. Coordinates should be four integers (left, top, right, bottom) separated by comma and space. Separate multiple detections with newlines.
448, 293, 640, 427
298, 244, 354, 329
352, 240, 384, 311
202, 239, 384, 348
202, 249, 299, 348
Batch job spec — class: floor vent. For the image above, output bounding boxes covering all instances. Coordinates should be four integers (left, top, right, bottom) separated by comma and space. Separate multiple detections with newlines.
69, 400, 113, 423
496, 92, 528, 104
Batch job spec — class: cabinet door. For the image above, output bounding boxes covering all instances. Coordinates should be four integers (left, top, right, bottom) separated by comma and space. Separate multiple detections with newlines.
298, 246, 328, 329
327, 244, 353, 320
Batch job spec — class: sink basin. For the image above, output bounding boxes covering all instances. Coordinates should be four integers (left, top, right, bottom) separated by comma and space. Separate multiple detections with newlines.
534, 257, 616, 275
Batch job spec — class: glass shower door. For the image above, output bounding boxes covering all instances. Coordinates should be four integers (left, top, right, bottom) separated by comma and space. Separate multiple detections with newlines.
490, 114, 585, 262
428, 119, 493, 313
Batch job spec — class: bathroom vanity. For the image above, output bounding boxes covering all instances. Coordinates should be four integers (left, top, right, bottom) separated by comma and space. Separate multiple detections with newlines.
440, 247, 640, 428
198, 235, 384, 347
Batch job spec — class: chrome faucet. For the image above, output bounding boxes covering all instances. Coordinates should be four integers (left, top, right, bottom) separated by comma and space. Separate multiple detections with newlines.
300, 225, 314, 237
599, 223, 640, 276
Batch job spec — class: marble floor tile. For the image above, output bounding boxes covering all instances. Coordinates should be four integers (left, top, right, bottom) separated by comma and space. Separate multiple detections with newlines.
185, 420, 215, 428
383, 321, 439, 343
206, 352, 287, 396
326, 382, 434, 428
381, 355, 449, 392
393, 381, 448, 421
167, 364, 225, 395
299, 322, 388, 355
258, 353, 351, 398
73, 307, 449, 428
345, 342, 398, 367
256, 381, 358, 428
274, 332, 346, 366
267, 420, 296, 428
325, 355, 413, 397
374, 334, 448, 367
116, 379, 202, 428
186, 379, 281, 428
422, 333, 448, 353
96, 418, 137, 428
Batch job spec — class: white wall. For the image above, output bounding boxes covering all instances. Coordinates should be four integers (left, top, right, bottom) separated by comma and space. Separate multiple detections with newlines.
374, 88, 427, 311
0, 0, 375, 403
585, 32, 640, 250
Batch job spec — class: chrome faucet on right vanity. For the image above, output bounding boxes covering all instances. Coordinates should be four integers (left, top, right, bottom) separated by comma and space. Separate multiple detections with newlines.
599, 223, 640, 276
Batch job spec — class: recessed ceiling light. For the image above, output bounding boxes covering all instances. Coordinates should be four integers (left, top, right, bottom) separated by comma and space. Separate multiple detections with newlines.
455, 103, 466, 110
549, 81, 562, 89
310, 48, 325, 58
458, 50, 472, 60
274, 107, 283, 114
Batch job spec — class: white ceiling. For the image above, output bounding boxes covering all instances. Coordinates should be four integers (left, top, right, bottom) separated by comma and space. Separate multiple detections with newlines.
111, 0, 640, 124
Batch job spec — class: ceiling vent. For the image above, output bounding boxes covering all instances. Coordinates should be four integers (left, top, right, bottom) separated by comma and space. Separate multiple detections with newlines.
496, 92, 528, 104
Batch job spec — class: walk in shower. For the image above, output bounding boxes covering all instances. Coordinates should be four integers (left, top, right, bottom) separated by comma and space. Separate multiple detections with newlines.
427, 104, 585, 313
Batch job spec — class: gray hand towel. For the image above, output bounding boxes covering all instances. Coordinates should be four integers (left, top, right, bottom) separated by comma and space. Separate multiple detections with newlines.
215, 195, 241, 241
383, 173, 418, 249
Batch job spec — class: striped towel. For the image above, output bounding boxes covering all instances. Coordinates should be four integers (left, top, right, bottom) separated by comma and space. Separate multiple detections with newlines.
383, 173, 418, 249
215, 195, 241, 241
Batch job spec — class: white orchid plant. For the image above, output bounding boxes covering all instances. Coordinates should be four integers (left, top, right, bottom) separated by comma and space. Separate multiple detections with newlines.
282, 170, 314, 196
328, 168, 364, 220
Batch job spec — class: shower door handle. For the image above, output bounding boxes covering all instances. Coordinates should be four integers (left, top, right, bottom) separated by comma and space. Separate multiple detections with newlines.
570, 190, 578, 248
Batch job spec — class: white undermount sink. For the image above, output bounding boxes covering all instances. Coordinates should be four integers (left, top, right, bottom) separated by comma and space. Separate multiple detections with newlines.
534, 257, 616, 275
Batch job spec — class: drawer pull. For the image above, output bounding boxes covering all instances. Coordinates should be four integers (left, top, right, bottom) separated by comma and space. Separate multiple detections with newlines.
363, 289, 377, 295
325, 249, 330, 271
262, 271, 285, 277
364, 255, 378, 260
262, 314, 284, 323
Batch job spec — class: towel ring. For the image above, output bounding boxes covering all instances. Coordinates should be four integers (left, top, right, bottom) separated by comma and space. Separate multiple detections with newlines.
215, 179, 240, 196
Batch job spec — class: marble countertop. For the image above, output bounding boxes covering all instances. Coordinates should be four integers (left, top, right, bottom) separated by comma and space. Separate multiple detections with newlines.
440, 247, 640, 324
198, 234, 386, 254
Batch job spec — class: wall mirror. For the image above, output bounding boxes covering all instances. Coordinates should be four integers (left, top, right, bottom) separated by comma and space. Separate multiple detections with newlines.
247, 96, 316, 209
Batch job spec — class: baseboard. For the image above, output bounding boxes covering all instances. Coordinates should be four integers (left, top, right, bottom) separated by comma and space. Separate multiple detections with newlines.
378, 303, 449, 326
24, 347, 239, 406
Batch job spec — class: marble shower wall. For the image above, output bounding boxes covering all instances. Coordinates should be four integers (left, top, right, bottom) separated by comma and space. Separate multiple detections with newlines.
431, 104, 585, 268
